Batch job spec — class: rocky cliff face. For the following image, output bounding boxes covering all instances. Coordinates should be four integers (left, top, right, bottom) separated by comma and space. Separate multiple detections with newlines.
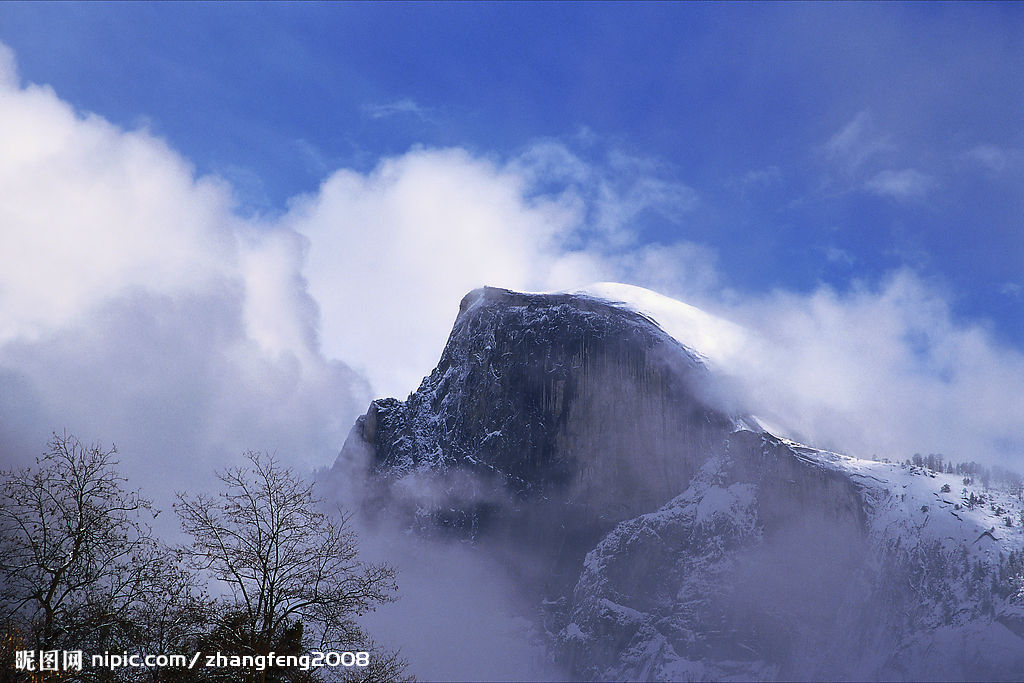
342, 287, 744, 586
355, 287, 730, 509
332, 285, 1024, 681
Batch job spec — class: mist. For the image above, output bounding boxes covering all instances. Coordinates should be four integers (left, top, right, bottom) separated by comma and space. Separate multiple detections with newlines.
320, 418, 571, 680
352, 517, 569, 681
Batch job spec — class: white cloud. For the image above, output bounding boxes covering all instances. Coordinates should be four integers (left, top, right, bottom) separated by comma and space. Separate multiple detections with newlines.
736, 165, 782, 190
823, 111, 894, 172
825, 246, 855, 265
1001, 282, 1023, 298
613, 242, 721, 302
718, 271, 1024, 467
864, 168, 933, 199
963, 144, 1009, 172
0, 46, 367, 516
362, 98, 430, 120
285, 148, 581, 398
287, 144, 701, 399
0, 83, 238, 342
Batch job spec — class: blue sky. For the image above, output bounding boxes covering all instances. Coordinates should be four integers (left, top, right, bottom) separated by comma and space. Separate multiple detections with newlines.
2, 2, 1021, 341
1, 3, 1023, 481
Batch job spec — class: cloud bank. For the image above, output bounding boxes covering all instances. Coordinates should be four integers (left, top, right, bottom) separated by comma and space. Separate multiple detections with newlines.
716, 272, 1024, 466
0, 44, 702, 501
0, 38, 1020, 531
0, 46, 367, 503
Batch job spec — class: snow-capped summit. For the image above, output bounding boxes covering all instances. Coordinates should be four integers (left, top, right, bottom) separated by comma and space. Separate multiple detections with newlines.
572, 282, 747, 370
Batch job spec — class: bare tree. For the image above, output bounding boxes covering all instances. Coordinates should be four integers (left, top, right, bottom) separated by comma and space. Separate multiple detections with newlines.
0, 432, 161, 655
129, 550, 217, 682
175, 452, 405, 681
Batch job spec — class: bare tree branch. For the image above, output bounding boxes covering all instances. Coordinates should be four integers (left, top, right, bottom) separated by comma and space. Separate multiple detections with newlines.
0, 432, 167, 658
176, 452, 405, 681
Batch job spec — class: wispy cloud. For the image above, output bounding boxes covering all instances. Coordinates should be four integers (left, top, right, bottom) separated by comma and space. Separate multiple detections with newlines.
362, 98, 430, 120
0, 42, 16, 87
728, 166, 783, 201
511, 141, 699, 248
1001, 282, 1023, 298
823, 111, 893, 173
824, 246, 855, 266
963, 144, 1010, 173
739, 165, 782, 189
864, 168, 933, 199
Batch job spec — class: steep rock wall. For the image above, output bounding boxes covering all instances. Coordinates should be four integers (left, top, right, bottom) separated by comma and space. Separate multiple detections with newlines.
342, 287, 738, 535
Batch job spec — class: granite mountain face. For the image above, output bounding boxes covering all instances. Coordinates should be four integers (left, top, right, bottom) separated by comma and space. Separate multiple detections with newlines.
329, 285, 1024, 681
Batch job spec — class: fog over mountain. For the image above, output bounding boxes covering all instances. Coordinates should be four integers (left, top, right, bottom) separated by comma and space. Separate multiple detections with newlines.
325, 285, 1024, 681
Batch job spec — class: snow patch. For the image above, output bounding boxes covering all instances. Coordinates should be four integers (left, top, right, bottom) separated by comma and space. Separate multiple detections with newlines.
571, 282, 747, 370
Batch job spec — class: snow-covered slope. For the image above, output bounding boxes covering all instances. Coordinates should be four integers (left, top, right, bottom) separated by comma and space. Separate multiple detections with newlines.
330, 284, 1024, 681
557, 431, 1024, 680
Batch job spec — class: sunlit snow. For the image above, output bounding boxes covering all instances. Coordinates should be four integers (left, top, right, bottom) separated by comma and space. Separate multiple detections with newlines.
573, 282, 747, 370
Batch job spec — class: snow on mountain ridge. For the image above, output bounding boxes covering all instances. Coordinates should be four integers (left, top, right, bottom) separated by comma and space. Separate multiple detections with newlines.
570, 282, 747, 371
770, 436, 1024, 561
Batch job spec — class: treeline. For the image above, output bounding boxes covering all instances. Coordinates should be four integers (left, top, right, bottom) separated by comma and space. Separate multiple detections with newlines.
0, 433, 409, 682
875, 451, 1024, 493
913, 454, 1015, 491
